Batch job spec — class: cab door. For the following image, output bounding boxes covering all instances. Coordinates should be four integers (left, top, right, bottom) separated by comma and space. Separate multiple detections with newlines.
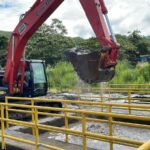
29, 61, 48, 97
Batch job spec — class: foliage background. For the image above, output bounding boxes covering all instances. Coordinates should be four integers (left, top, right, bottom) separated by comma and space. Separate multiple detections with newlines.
0, 19, 150, 89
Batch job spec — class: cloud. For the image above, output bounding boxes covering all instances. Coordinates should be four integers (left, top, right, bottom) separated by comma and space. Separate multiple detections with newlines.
0, 0, 150, 38
106, 0, 150, 35
73, 24, 95, 38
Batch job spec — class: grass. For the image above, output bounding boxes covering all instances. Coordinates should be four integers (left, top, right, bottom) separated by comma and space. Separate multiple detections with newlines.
110, 61, 150, 86
47, 61, 78, 90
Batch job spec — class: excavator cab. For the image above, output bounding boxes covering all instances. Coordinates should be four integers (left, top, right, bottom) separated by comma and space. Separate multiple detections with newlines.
23, 60, 48, 97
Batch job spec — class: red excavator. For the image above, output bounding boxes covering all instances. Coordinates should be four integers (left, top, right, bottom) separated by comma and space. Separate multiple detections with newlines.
0, 0, 119, 97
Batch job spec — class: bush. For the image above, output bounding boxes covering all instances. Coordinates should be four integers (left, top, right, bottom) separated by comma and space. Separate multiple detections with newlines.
110, 61, 150, 85
47, 61, 77, 90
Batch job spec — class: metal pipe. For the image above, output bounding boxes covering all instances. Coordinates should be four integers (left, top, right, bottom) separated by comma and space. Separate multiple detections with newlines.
104, 14, 117, 43
1, 105, 5, 150
5, 135, 35, 145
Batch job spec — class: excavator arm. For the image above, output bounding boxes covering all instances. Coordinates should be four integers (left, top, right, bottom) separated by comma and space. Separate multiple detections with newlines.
67, 0, 119, 83
3, 0, 119, 94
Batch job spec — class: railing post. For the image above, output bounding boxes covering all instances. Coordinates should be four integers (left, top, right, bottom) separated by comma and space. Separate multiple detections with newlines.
77, 87, 81, 101
82, 113, 86, 150
34, 107, 39, 150
64, 102, 69, 143
100, 95, 104, 112
109, 105, 113, 150
31, 99, 35, 136
5, 97, 9, 129
1, 105, 6, 150
128, 89, 131, 114
108, 88, 111, 103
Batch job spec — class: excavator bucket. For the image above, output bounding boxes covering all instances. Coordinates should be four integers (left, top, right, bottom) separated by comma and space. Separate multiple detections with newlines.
66, 48, 115, 84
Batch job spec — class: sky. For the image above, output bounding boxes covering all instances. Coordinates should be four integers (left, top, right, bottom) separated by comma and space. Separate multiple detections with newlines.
0, 0, 150, 38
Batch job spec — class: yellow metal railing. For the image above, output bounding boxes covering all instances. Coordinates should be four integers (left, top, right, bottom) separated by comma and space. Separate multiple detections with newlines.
0, 96, 149, 150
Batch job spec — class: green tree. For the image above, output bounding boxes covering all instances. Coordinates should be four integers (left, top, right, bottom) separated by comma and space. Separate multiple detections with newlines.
74, 37, 100, 50
116, 34, 136, 61
0, 35, 8, 67
49, 18, 67, 35
26, 19, 75, 65
129, 30, 149, 56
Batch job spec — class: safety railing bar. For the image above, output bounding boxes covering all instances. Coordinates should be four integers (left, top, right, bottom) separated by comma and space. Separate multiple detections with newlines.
86, 132, 143, 146
5, 134, 36, 145
5, 118, 34, 127
69, 87, 150, 90
4, 98, 150, 109
38, 126, 82, 137
39, 143, 64, 150
111, 107, 150, 112
2, 103, 150, 121
5, 106, 150, 116
6, 122, 33, 128
131, 98, 150, 100
4, 105, 150, 118
37, 112, 108, 123
35, 100, 150, 109
108, 84, 150, 86
86, 135, 141, 148
4, 106, 150, 118
5, 95, 149, 101
112, 121, 150, 129
8, 108, 32, 114
91, 87, 150, 90
38, 111, 65, 117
